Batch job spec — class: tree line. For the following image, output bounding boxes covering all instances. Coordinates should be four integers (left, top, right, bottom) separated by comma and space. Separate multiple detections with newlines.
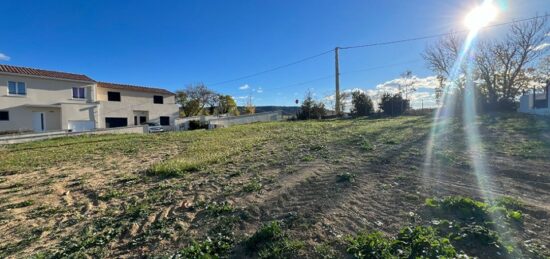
423, 16, 549, 112
175, 84, 247, 117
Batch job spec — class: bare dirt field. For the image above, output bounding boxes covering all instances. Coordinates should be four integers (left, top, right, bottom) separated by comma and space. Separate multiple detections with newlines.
0, 113, 549, 258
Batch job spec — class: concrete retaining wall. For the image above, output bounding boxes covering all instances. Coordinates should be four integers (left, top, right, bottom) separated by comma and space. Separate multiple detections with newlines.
208, 111, 283, 128
0, 126, 146, 145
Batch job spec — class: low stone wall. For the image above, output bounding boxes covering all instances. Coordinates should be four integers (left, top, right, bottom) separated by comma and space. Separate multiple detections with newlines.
0, 126, 147, 145
208, 111, 283, 128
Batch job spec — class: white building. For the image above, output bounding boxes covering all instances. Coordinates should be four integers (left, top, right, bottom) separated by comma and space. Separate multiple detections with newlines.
518, 81, 550, 116
0, 65, 179, 133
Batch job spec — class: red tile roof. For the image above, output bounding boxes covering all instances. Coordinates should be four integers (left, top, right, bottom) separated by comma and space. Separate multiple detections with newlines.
0, 64, 95, 82
97, 82, 174, 95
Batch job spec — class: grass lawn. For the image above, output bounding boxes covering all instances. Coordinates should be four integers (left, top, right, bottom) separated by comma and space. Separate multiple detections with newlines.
0, 113, 549, 258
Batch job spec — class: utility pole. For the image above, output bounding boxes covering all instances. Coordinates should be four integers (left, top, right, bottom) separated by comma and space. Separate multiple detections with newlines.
335, 47, 341, 116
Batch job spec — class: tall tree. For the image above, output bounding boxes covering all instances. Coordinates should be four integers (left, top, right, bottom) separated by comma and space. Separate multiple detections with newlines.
218, 95, 239, 116
399, 70, 417, 100
175, 84, 218, 117
351, 91, 374, 116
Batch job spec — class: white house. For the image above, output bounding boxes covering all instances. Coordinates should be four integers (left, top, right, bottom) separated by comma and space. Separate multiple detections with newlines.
0, 65, 179, 133
518, 81, 550, 116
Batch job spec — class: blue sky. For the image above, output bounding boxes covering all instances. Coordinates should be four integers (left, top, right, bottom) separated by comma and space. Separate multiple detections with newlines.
0, 0, 548, 107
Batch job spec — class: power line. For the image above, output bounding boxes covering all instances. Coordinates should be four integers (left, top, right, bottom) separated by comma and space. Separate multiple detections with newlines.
339, 14, 549, 50
208, 49, 334, 86
207, 14, 548, 88
264, 59, 422, 92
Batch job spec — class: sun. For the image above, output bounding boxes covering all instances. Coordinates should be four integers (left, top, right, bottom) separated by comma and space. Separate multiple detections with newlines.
464, 1, 499, 31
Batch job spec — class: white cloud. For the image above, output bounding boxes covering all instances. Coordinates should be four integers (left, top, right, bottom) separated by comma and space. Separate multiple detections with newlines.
323, 75, 440, 110
0, 53, 10, 61
239, 84, 249, 90
533, 42, 550, 51
257, 87, 263, 93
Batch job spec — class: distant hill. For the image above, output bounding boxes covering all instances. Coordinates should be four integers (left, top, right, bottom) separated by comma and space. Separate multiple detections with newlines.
238, 106, 299, 115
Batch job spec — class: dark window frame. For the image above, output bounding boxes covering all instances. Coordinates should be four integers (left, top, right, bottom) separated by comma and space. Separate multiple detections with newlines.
0, 111, 9, 121
153, 95, 164, 104
160, 116, 170, 126
107, 91, 121, 102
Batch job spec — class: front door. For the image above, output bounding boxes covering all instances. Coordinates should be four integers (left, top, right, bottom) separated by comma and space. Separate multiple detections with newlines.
32, 112, 45, 132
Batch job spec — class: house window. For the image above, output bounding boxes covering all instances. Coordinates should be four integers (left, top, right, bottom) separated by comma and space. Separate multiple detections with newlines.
72, 87, 86, 99
160, 116, 170, 126
153, 95, 164, 104
8, 81, 26, 95
107, 91, 121, 102
0, 111, 8, 121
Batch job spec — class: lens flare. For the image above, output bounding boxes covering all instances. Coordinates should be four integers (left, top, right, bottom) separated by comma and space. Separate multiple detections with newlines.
423, 0, 517, 252
464, 1, 499, 31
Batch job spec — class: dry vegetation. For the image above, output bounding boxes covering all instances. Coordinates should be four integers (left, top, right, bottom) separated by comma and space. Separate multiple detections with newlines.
0, 113, 549, 258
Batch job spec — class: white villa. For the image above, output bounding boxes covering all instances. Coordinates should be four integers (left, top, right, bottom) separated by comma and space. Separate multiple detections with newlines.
0, 65, 179, 133
518, 81, 550, 116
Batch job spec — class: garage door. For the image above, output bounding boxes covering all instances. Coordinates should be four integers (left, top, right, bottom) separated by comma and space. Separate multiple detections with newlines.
68, 120, 95, 132
105, 117, 128, 128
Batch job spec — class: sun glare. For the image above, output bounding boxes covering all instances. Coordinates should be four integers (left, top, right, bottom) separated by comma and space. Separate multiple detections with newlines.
464, 1, 498, 31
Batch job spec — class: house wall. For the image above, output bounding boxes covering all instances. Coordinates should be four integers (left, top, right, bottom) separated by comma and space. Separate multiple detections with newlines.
96, 87, 178, 128
518, 94, 550, 116
0, 73, 96, 132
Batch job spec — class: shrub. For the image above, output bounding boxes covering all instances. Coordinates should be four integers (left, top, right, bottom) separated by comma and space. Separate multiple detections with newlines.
243, 180, 263, 193
297, 91, 326, 120
337, 172, 357, 183
346, 231, 390, 258
394, 226, 456, 258
246, 221, 283, 251
379, 93, 410, 116
346, 226, 456, 258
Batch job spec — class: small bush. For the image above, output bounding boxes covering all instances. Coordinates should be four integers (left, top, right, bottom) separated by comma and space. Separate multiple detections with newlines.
346, 226, 456, 259
177, 235, 233, 258
337, 172, 357, 183
346, 231, 390, 258
246, 221, 283, 251
243, 180, 262, 193
245, 221, 303, 258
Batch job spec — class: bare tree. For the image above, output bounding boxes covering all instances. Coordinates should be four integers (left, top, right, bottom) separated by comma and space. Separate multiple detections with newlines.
399, 70, 417, 100
476, 16, 549, 105
422, 33, 467, 98
424, 16, 549, 110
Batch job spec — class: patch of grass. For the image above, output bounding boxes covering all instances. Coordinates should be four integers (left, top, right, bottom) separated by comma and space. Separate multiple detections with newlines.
98, 189, 124, 201
28, 205, 67, 219
360, 140, 374, 151
337, 172, 357, 183
243, 179, 263, 193
425, 196, 525, 224
301, 154, 315, 161
177, 237, 233, 258
424, 196, 526, 257
124, 201, 150, 219
4, 200, 33, 210
245, 221, 303, 258
346, 226, 456, 258
202, 201, 235, 216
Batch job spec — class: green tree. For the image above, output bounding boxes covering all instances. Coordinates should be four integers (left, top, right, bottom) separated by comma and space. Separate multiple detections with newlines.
218, 95, 239, 116
175, 84, 218, 117
351, 91, 374, 116
298, 91, 326, 120
379, 93, 410, 116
